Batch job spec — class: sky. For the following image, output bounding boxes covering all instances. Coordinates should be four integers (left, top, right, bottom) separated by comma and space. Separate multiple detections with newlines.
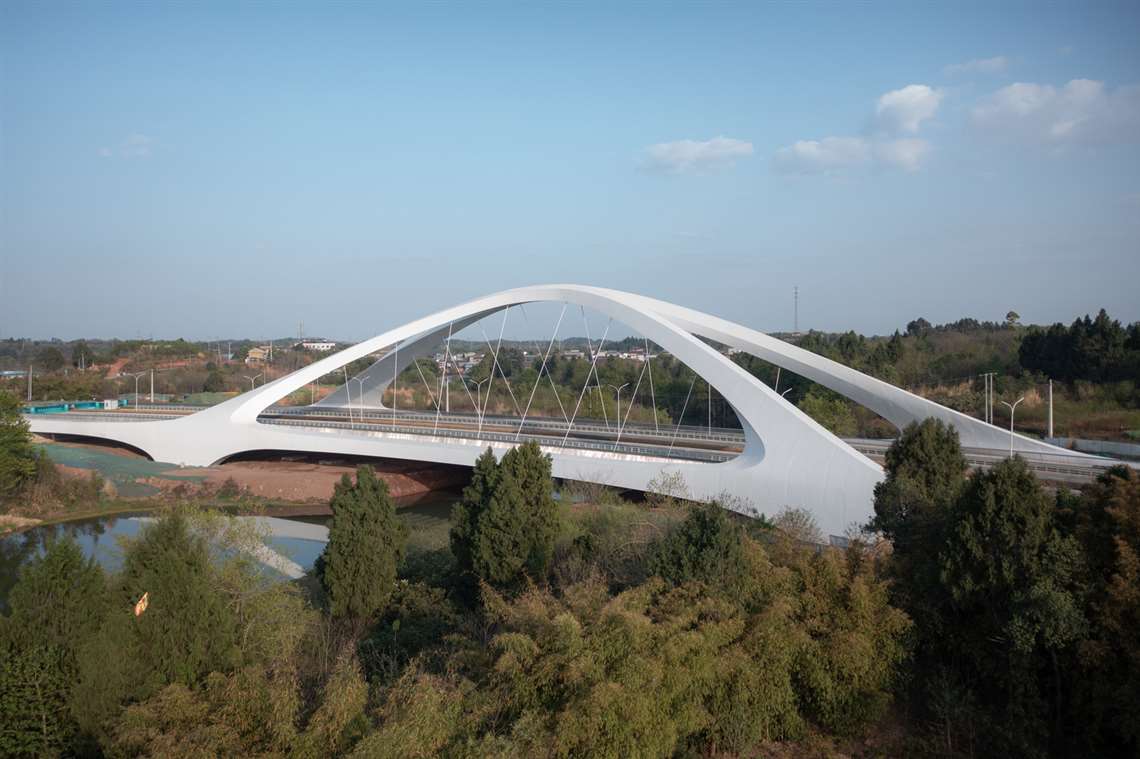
2, 1, 1139, 342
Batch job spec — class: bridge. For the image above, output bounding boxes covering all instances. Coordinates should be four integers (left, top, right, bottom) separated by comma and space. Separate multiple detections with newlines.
25, 284, 1114, 538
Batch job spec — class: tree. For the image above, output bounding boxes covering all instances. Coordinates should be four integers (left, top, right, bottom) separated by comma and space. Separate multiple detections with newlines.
938, 457, 1086, 755
450, 442, 559, 587
1068, 466, 1140, 754
1005, 310, 1021, 327
71, 340, 96, 369
906, 317, 932, 337
0, 644, 74, 757
0, 538, 108, 757
2, 537, 108, 652
320, 466, 407, 619
872, 419, 967, 541
649, 501, 746, 590
797, 388, 856, 437
35, 346, 66, 373
0, 390, 37, 502
117, 511, 241, 687
203, 369, 225, 392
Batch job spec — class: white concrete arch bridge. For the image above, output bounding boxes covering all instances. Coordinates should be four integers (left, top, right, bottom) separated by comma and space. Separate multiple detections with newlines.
27, 285, 1095, 538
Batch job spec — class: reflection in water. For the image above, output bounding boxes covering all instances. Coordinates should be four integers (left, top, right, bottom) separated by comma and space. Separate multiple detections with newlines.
0, 490, 461, 613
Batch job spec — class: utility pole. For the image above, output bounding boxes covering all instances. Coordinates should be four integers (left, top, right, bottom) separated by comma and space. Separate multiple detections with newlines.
27, 364, 32, 401
150, 369, 154, 402
1047, 379, 1054, 439
793, 286, 799, 333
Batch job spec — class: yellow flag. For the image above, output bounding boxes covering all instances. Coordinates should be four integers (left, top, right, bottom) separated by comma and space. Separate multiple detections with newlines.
133, 591, 149, 617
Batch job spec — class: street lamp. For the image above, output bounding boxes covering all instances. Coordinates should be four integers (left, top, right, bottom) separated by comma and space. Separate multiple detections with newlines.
1000, 396, 1025, 457
468, 377, 490, 418
242, 373, 262, 393
122, 371, 146, 408
350, 375, 371, 423
607, 383, 629, 433
781, 387, 793, 399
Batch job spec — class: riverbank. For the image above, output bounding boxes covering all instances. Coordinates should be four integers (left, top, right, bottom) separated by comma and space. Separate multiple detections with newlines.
32, 437, 471, 500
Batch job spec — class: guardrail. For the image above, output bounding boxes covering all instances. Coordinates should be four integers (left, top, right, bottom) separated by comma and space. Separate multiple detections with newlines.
265, 406, 748, 444
259, 417, 736, 464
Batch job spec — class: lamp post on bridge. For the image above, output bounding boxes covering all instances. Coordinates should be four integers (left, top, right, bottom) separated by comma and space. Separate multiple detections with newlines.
607, 383, 629, 434
350, 375, 371, 424
467, 377, 490, 420
1000, 396, 1025, 457
242, 373, 262, 393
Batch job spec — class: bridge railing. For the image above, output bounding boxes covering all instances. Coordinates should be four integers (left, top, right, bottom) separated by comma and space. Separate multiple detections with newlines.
258, 417, 736, 464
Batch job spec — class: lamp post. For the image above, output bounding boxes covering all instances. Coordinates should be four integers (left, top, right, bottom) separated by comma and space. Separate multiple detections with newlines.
1000, 396, 1025, 457
607, 383, 629, 434
471, 378, 490, 418
123, 371, 146, 408
350, 375, 371, 423
781, 387, 793, 399
242, 373, 262, 393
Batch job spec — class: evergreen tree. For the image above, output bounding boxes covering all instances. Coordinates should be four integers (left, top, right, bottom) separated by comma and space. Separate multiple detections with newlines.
0, 538, 108, 757
450, 442, 558, 587
649, 501, 746, 590
0, 643, 74, 757
938, 457, 1086, 755
450, 447, 500, 575
117, 511, 241, 687
871, 419, 966, 644
0, 390, 36, 502
321, 466, 407, 619
1069, 466, 1140, 754
2, 536, 108, 652
203, 369, 225, 392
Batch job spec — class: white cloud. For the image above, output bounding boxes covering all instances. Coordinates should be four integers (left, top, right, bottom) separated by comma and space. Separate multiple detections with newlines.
772, 136, 870, 174
774, 83, 941, 174
971, 79, 1140, 145
774, 136, 932, 174
873, 138, 930, 172
875, 84, 943, 134
944, 56, 1008, 76
98, 147, 112, 158
642, 136, 754, 173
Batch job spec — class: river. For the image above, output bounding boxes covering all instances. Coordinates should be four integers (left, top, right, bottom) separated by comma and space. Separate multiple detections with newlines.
0, 491, 460, 613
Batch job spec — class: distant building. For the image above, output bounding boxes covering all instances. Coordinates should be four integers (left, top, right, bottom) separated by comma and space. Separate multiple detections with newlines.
299, 340, 337, 352
245, 346, 270, 364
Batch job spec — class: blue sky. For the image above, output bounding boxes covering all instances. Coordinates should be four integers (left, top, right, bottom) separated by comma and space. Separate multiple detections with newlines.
2, 1, 1138, 341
